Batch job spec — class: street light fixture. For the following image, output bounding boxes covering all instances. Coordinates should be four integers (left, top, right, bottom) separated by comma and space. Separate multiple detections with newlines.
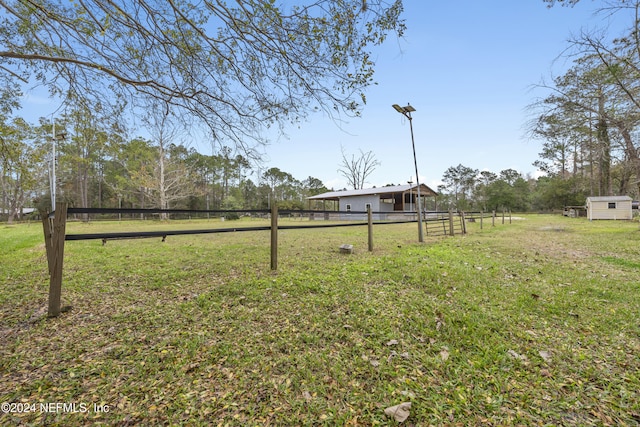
392, 103, 424, 243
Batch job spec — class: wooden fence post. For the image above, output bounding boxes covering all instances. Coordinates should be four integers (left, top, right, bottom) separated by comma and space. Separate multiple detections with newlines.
47, 203, 68, 317
492, 210, 496, 227
448, 210, 455, 236
460, 211, 467, 234
502, 209, 505, 224
367, 206, 373, 252
270, 204, 278, 271
480, 210, 483, 230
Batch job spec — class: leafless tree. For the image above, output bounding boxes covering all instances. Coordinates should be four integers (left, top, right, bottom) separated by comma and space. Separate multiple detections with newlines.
338, 146, 380, 190
136, 102, 192, 218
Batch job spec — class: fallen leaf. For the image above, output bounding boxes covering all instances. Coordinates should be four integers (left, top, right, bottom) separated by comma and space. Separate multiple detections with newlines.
184, 363, 198, 373
412, 334, 425, 343
440, 349, 449, 361
539, 350, 552, 363
507, 349, 527, 360
384, 402, 411, 422
386, 339, 398, 346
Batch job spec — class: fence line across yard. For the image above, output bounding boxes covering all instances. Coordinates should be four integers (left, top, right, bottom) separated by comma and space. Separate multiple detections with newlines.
40, 204, 508, 317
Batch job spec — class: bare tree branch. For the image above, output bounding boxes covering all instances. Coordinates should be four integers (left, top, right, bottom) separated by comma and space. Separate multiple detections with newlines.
338, 146, 380, 189
0, 0, 405, 152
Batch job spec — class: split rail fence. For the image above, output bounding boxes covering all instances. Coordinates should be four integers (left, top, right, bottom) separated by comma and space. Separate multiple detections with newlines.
41, 204, 510, 317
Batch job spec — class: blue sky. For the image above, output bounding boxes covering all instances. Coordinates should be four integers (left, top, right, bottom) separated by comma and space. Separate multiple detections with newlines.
258, 0, 629, 190
20, 1, 629, 191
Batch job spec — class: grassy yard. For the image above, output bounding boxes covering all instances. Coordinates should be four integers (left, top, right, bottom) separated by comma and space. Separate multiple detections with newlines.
1, 215, 639, 426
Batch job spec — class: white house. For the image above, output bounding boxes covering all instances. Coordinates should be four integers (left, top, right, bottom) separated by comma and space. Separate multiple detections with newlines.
307, 184, 438, 219
586, 196, 633, 220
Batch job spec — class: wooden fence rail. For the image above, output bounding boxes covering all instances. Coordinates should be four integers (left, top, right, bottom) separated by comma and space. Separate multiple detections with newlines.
40, 204, 507, 317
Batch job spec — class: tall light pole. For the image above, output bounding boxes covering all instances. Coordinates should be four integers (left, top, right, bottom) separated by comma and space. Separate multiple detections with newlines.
49, 121, 66, 210
393, 104, 424, 243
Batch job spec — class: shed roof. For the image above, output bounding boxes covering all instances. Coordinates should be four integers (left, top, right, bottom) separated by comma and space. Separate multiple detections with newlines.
586, 196, 632, 202
307, 183, 438, 201
0, 208, 36, 214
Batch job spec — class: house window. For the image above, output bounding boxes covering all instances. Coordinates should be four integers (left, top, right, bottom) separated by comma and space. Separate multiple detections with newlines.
608, 202, 616, 209
346, 204, 351, 212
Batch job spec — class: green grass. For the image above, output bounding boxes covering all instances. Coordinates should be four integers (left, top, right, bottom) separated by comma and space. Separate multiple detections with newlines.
1, 215, 639, 425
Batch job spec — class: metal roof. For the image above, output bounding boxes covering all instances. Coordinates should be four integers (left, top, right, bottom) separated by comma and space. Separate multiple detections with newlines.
307, 183, 438, 200
586, 196, 632, 202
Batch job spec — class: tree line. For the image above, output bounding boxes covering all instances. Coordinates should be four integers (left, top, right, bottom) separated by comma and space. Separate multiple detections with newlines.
528, 0, 640, 204
0, 98, 611, 224
0, 104, 335, 222
443, 0, 640, 212
0, 0, 404, 222
3, 1, 640, 221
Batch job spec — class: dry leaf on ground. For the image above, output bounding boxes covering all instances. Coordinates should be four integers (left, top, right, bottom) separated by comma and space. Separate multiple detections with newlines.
440, 349, 449, 361
539, 350, 552, 362
384, 402, 411, 422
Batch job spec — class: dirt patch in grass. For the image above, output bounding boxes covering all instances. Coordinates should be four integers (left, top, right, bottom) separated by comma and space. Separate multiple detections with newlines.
538, 225, 569, 232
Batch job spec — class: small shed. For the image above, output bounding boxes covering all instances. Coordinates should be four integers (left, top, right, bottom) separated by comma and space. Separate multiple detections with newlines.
586, 196, 633, 220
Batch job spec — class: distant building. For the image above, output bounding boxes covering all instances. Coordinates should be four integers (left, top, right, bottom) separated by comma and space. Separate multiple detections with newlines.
586, 196, 633, 220
1, 208, 36, 214
307, 184, 438, 215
